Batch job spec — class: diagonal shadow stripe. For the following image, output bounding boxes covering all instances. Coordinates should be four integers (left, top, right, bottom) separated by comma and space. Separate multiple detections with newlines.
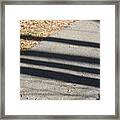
20, 35, 100, 48
21, 50, 100, 65
20, 58, 100, 74
20, 67, 100, 88
42, 37, 100, 48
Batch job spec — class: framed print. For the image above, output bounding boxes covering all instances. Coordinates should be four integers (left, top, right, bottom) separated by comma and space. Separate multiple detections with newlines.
0, 0, 119, 119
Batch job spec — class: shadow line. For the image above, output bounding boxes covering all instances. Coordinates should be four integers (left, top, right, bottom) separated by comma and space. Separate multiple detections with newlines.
20, 58, 100, 74
20, 35, 100, 48
21, 50, 100, 65
20, 67, 100, 88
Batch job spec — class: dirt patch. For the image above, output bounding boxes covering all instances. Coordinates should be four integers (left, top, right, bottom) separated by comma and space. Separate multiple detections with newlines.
20, 20, 76, 51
